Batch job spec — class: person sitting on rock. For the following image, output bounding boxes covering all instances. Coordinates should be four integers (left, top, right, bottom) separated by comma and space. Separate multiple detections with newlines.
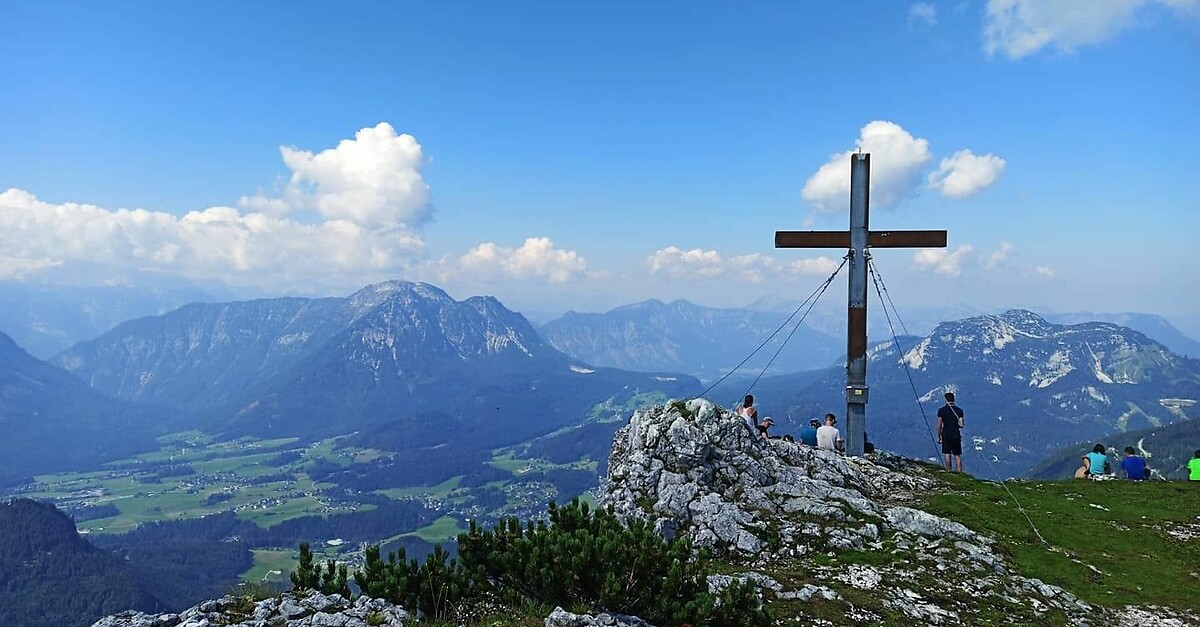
737, 394, 758, 432
816, 414, 841, 452
755, 416, 775, 440
800, 418, 819, 446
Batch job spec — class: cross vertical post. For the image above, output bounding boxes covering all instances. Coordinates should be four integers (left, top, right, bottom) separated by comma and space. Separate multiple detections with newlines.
775, 153, 947, 456
845, 153, 870, 456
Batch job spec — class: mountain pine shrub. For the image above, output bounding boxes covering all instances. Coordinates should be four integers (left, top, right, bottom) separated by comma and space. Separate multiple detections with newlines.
290, 542, 350, 597
456, 498, 768, 627
290, 542, 320, 591
353, 543, 471, 620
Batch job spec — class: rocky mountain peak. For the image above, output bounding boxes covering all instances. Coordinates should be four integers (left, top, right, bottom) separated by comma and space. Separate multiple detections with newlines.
997, 308, 1053, 333
348, 280, 453, 313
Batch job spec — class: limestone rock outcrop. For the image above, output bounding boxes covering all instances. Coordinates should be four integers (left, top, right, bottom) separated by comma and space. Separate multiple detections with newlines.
597, 399, 1199, 626
90, 591, 413, 627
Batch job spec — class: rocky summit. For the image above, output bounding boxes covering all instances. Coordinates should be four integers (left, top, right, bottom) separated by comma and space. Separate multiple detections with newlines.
599, 399, 1196, 626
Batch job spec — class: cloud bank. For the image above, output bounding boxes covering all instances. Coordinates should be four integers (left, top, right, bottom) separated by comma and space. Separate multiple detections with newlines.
454, 237, 589, 284
983, 0, 1198, 59
0, 122, 444, 291
648, 247, 838, 282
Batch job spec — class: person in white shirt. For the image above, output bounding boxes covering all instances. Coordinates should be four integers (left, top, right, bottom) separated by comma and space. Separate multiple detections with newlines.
737, 394, 758, 431
816, 413, 842, 451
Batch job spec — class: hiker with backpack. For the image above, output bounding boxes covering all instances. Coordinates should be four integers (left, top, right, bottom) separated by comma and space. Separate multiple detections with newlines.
936, 392, 965, 472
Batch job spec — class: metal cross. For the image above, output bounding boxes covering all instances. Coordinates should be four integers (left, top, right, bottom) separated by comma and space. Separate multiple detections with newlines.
776, 153, 947, 456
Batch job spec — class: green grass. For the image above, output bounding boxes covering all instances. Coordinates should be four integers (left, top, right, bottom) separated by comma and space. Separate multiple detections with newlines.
488, 454, 531, 473
237, 496, 328, 527
303, 438, 352, 466
409, 515, 467, 542
241, 549, 297, 583
376, 475, 464, 500
921, 472, 1200, 610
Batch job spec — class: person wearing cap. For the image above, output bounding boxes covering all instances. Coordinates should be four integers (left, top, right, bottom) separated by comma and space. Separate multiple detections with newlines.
755, 416, 775, 440
816, 413, 841, 452
800, 418, 820, 446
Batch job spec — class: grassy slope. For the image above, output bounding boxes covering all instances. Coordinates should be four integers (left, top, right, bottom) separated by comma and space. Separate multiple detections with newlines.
920, 471, 1200, 610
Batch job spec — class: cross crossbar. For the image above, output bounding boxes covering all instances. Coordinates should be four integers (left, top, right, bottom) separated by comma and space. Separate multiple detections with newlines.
775, 230, 947, 249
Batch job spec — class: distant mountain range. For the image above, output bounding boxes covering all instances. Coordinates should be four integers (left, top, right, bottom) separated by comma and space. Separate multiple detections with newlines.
0, 331, 166, 486
53, 281, 699, 446
724, 310, 1200, 478
0, 281, 224, 359
1042, 311, 1200, 358
4, 278, 1199, 487
539, 299, 841, 380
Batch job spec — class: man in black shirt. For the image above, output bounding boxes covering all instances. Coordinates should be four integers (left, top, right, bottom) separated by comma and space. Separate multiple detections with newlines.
936, 392, 965, 472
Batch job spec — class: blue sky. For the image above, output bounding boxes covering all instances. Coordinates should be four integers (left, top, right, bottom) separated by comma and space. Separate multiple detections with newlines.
1, 0, 1198, 318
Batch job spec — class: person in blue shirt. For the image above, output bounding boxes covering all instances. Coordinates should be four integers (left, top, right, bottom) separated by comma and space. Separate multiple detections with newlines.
1085, 444, 1110, 476
800, 418, 819, 446
1119, 446, 1148, 481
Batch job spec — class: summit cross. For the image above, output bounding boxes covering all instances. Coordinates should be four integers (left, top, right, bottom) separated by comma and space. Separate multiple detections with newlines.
775, 153, 947, 456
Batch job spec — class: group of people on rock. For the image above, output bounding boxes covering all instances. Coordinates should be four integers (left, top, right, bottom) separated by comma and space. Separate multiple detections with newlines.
737, 391, 960, 468
733, 390, 1200, 483
736, 394, 845, 452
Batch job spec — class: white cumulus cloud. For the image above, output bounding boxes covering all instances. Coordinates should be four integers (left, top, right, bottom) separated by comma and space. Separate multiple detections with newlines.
913, 245, 975, 277
801, 121, 933, 213
648, 247, 839, 283
909, 2, 939, 26
983, 0, 1198, 59
457, 237, 588, 284
241, 122, 430, 229
928, 150, 1007, 198
648, 246, 725, 278
728, 253, 785, 284
986, 241, 1014, 269
787, 256, 841, 276
1033, 265, 1056, 278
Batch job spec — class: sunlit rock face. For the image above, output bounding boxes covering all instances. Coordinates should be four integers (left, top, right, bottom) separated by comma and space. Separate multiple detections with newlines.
599, 399, 1200, 626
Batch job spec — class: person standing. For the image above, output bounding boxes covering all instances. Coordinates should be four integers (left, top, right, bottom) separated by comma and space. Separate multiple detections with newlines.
816, 414, 841, 452
1119, 447, 1148, 481
936, 392, 965, 472
1189, 450, 1200, 483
